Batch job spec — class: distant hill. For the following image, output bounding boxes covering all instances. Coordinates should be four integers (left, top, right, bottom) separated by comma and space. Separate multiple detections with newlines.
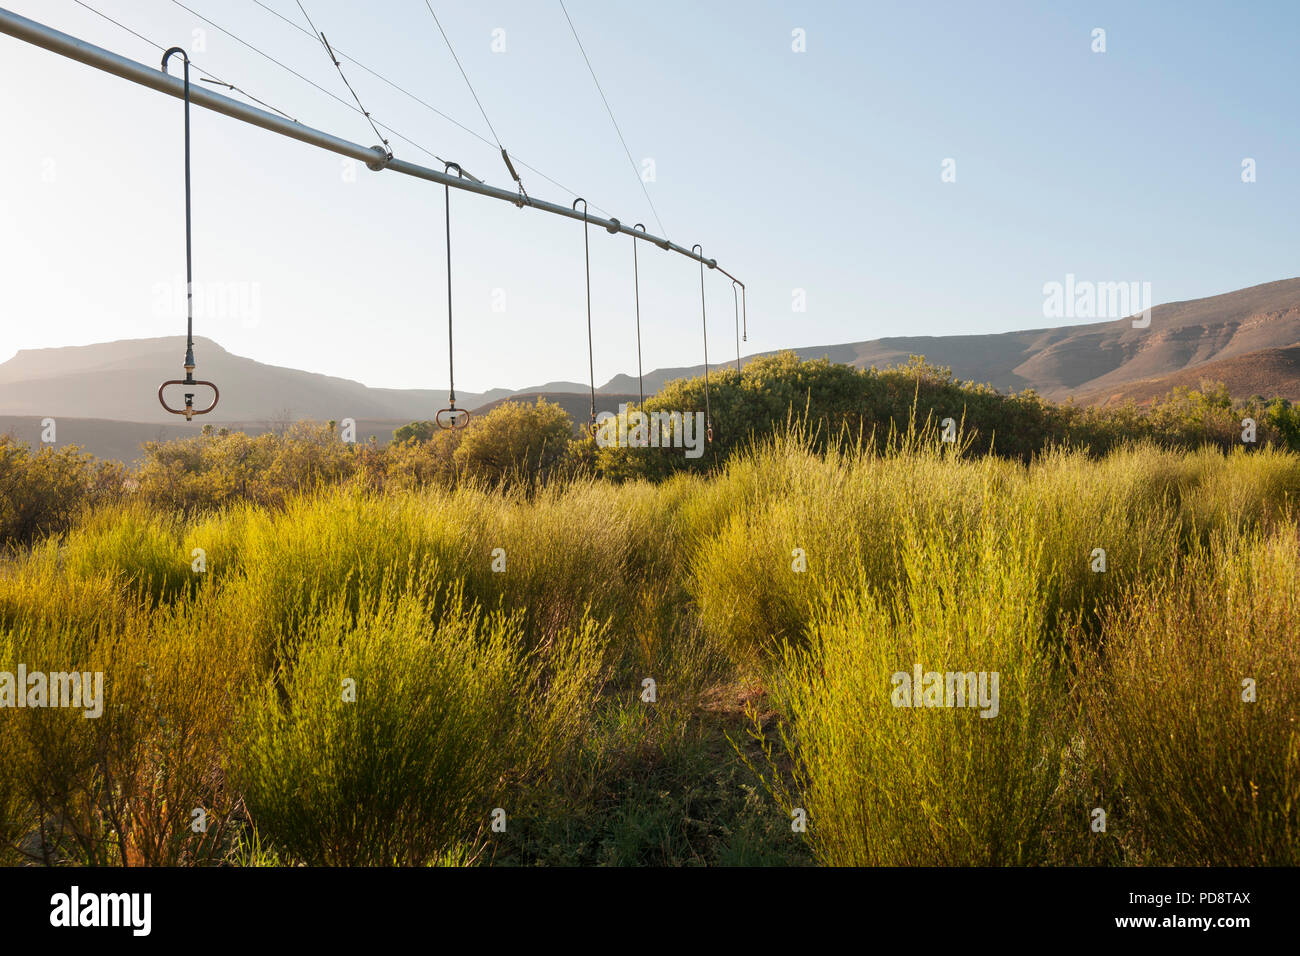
0, 336, 513, 423
649, 277, 1300, 401
1077, 344, 1300, 407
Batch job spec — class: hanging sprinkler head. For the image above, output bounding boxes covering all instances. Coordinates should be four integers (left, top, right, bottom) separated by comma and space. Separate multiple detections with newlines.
157, 45, 219, 422
573, 197, 599, 435
436, 162, 472, 431
692, 243, 714, 446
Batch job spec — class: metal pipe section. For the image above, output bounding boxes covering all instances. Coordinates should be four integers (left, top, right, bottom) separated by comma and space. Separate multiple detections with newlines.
0, 6, 384, 166
0, 5, 738, 281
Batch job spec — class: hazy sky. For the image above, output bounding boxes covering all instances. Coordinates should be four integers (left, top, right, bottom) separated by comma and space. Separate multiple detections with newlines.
1, 0, 1297, 392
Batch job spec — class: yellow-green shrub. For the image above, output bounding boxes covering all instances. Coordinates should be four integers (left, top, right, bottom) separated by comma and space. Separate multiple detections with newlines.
0, 587, 254, 864
229, 587, 605, 866
763, 508, 1070, 865
0, 437, 123, 546
1076, 529, 1300, 865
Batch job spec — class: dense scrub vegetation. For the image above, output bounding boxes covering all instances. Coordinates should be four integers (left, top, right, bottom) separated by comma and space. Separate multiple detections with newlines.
606, 352, 1300, 478
5, 354, 1296, 543
1, 355, 1296, 866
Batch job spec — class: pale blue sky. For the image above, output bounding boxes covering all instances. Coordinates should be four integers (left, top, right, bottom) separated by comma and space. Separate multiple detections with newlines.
1, 0, 1296, 391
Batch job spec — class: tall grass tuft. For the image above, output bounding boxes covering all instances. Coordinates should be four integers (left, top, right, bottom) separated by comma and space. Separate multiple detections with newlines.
1075, 529, 1300, 864
229, 583, 606, 866
761, 504, 1070, 865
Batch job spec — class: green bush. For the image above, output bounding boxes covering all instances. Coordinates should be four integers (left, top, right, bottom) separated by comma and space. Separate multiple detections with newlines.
230, 587, 605, 866
763, 506, 1070, 865
379, 426, 461, 490
1075, 530, 1300, 865
134, 421, 358, 514
451, 398, 575, 485
0, 587, 253, 865
61, 502, 196, 604
0, 436, 123, 547
598, 353, 1300, 480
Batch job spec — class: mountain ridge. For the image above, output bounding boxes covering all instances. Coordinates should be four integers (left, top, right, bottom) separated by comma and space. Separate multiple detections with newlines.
3, 278, 1300, 442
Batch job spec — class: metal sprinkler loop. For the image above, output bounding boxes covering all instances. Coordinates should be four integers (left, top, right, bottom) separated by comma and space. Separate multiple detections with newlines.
436, 161, 471, 430
156, 45, 219, 422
